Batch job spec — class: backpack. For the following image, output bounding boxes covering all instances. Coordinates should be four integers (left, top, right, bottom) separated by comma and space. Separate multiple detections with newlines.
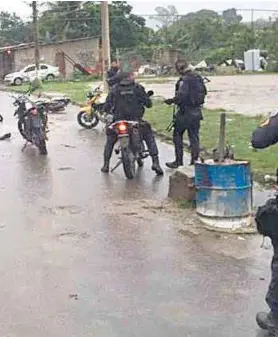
182, 72, 207, 107
115, 82, 143, 119
255, 197, 278, 239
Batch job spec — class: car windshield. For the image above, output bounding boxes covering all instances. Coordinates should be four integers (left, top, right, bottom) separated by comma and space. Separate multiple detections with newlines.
24, 66, 35, 73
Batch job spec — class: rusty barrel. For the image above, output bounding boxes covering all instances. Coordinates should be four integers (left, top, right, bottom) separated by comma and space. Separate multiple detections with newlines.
194, 160, 253, 231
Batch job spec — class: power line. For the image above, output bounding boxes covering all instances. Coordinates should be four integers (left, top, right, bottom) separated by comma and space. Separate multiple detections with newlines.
37, 9, 278, 17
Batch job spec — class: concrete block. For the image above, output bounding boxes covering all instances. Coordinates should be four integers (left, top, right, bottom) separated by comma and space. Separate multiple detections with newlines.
168, 166, 195, 202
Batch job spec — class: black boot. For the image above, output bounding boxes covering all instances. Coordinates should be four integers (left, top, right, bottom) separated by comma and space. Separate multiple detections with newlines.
189, 159, 196, 166
101, 141, 114, 173
256, 312, 278, 335
189, 156, 199, 166
166, 160, 183, 169
101, 160, 110, 173
151, 156, 164, 176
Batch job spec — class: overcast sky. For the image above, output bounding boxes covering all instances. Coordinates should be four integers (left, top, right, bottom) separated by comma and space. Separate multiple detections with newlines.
1, 1, 278, 22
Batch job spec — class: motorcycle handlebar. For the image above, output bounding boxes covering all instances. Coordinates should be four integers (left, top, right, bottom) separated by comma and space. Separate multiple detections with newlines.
11, 92, 37, 107
203, 77, 211, 83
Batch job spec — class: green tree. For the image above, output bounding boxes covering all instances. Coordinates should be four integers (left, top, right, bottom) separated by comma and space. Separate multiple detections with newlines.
222, 8, 242, 25
0, 11, 32, 46
38, 1, 150, 51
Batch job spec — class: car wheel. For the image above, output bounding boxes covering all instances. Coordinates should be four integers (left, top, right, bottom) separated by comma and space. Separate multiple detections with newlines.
46, 74, 55, 81
14, 77, 23, 86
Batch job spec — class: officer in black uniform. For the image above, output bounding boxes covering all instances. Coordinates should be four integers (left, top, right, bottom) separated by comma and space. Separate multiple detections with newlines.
253, 113, 278, 335
101, 71, 163, 176
256, 236, 278, 335
107, 60, 119, 81
252, 112, 278, 149
164, 59, 207, 168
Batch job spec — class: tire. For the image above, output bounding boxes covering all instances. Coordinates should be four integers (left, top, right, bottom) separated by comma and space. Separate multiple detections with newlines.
0, 114, 3, 122
18, 112, 47, 146
32, 127, 47, 155
77, 110, 99, 129
46, 74, 55, 81
14, 77, 23, 86
121, 147, 136, 180
48, 102, 65, 112
18, 113, 29, 140
38, 139, 48, 155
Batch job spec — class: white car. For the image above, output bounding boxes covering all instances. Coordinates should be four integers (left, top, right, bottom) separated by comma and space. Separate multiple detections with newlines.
4, 63, 61, 86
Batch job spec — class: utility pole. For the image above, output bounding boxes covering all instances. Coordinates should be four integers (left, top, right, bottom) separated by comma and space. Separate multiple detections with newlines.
32, 1, 40, 79
116, 48, 120, 66
101, 1, 111, 92
251, 9, 255, 72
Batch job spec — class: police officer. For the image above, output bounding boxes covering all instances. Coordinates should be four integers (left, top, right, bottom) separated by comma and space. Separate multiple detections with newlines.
107, 60, 120, 80
256, 236, 278, 335
255, 191, 278, 335
252, 111, 278, 149
253, 116, 278, 335
106, 61, 121, 89
101, 71, 163, 176
164, 59, 207, 168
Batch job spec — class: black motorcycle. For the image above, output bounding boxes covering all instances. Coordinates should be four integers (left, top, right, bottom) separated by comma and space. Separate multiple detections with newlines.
12, 93, 48, 155
109, 120, 149, 179
36, 94, 70, 113
109, 91, 153, 180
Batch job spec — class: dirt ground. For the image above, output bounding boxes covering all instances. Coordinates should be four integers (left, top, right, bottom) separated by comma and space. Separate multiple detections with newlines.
145, 74, 278, 116
206, 74, 278, 116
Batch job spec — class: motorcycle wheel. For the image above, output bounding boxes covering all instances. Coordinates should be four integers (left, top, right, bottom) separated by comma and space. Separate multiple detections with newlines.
77, 111, 99, 129
48, 102, 65, 112
18, 113, 29, 141
121, 147, 136, 180
0, 114, 3, 122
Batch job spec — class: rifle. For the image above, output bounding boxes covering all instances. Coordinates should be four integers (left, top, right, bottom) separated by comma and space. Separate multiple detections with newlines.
166, 105, 176, 132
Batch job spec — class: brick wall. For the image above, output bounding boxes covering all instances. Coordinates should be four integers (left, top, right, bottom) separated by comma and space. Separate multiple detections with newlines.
14, 37, 99, 77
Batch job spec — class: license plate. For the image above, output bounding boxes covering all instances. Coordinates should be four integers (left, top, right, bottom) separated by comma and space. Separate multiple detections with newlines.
119, 136, 129, 148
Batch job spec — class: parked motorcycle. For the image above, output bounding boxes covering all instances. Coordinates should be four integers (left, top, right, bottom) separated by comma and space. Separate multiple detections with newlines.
12, 93, 48, 155
36, 93, 70, 113
77, 85, 108, 129
109, 90, 153, 180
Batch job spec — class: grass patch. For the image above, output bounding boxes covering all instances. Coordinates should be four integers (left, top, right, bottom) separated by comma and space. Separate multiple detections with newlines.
9, 77, 171, 102
145, 103, 277, 179
9, 81, 95, 104
137, 77, 173, 84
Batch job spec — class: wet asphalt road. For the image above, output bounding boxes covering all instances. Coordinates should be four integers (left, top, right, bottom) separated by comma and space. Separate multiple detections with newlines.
0, 91, 273, 336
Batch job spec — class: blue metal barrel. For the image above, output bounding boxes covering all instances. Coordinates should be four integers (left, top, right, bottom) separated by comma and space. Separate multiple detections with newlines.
195, 160, 253, 231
